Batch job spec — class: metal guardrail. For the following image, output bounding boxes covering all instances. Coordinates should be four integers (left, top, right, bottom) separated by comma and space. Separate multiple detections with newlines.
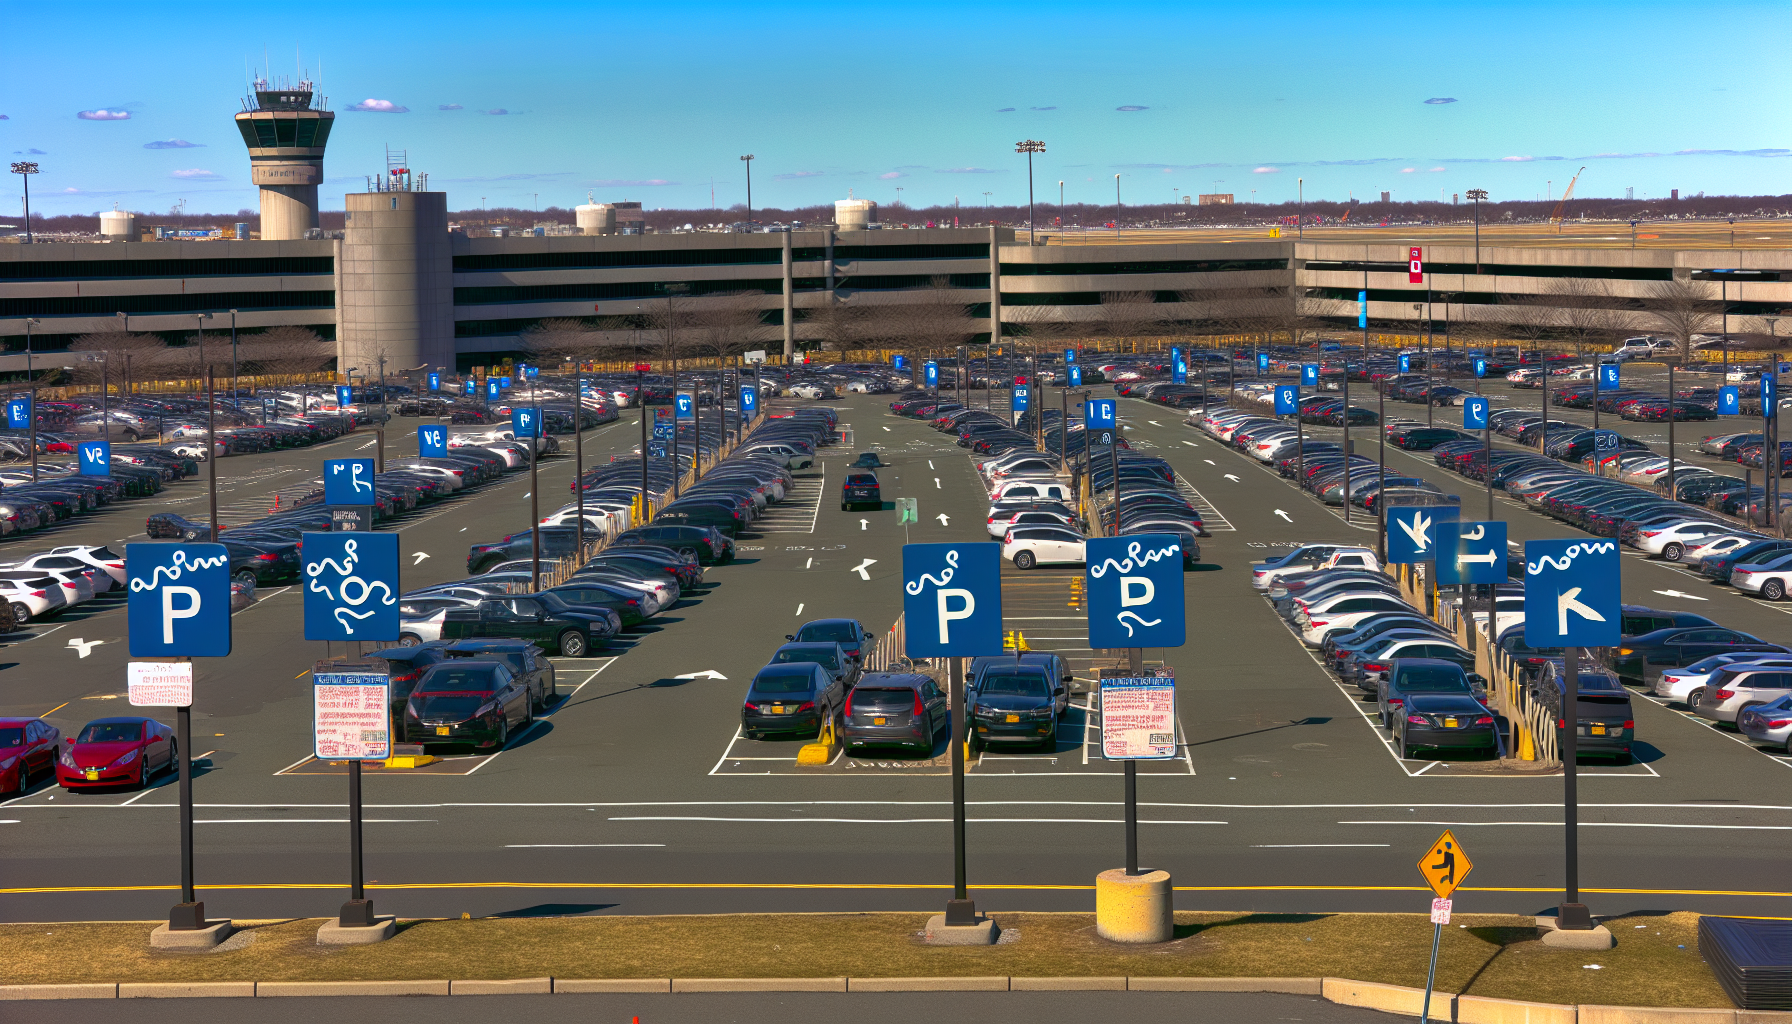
864, 613, 908, 673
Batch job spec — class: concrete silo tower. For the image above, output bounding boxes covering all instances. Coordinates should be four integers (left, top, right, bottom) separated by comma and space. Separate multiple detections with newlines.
234, 74, 334, 239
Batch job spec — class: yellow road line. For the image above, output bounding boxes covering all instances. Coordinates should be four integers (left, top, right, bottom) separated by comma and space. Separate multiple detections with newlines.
42, 702, 70, 717
6, 882, 1791, 898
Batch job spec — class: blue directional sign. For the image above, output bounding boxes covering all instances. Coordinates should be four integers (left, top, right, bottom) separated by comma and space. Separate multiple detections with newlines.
500, 375, 513, 390
126, 542, 231, 658
1523, 539, 1621, 647
1357, 289, 1368, 329
523, 364, 539, 379
324, 458, 378, 506
1593, 429, 1621, 453
1085, 398, 1116, 430
1085, 536, 1185, 650
1065, 349, 1077, 364
302, 532, 399, 642
893, 355, 906, 370
464, 380, 476, 396
1719, 386, 1741, 415
1170, 347, 1182, 368
1597, 363, 1620, 391
901, 543, 1004, 657
1439, 520, 1507, 586
1257, 352, 1270, 373
427, 372, 440, 391
512, 407, 542, 438
332, 385, 351, 409
1474, 357, 1488, 378
739, 385, 757, 416
1172, 359, 1188, 384
1013, 384, 1030, 413
1068, 365, 1083, 387
418, 425, 448, 458
485, 379, 501, 401
6, 398, 29, 430
925, 362, 939, 387
1464, 396, 1490, 430
652, 423, 674, 440
78, 440, 110, 476
1274, 384, 1299, 415
1764, 374, 1778, 421
1399, 353, 1412, 373
1387, 504, 1460, 565
675, 392, 694, 421
647, 441, 669, 458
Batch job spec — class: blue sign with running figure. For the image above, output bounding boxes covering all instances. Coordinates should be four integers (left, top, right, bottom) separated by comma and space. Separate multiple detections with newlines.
1464, 396, 1490, 430
78, 440, 110, 476
1012, 385, 1030, 413
302, 532, 400, 642
324, 458, 378, 506
925, 362, 939, 387
427, 372, 440, 392
1598, 363, 1620, 391
335, 384, 353, 409
1068, 365, 1083, 387
1085, 535, 1186, 649
1719, 386, 1741, 415
512, 407, 542, 438
1399, 353, 1412, 373
893, 355, 906, 370
464, 380, 476, 397
1085, 398, 1116, 430
1387, 505, 1460, 565
1764, 374, 1778, 421
1274, 384, 1299, 415
1065, 348, 1077, 364
1438, 520, 1508, 586
675, 393, 694, 421
5, 397, 28, 430
126, 542, 232, 658
523, 364, 539, 379
1524, 538, 1621, 647
1257, 352, 1270, 373
739, 385, 757, 416
1302, 363, 1319, 386
1173, 359, 1187, 384
901, 543, 1004, 658
1474, 357, 1488, 378
418, 425, 448, 458
485, 379, 501, 401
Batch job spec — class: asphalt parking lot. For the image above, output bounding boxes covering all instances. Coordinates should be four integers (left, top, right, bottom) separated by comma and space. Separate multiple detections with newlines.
5, 388, 1791, 927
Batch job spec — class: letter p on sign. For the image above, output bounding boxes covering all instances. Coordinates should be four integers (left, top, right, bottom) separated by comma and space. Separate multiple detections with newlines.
936, 589, 975, 643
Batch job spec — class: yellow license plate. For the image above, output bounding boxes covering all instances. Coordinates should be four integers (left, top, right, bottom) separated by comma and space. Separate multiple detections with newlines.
1591, 724, 1606, 735
1444, 718, 1458, 728
773, 706, 789, 714
436, 726, 451, 736
85, 770, 98, 781
873, 717, 887, 725
1006, 714, 1020, 723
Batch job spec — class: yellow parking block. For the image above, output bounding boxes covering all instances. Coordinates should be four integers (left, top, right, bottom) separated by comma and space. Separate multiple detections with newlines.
796, 719, 839, 766
383, 754, 440, 769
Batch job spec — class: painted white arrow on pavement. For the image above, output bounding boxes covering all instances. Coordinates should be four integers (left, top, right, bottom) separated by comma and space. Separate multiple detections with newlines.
1653, 589, 1710, 602
1149, 420, 1162, 426
1204, 459, 1216, 466
674, 670, 728, 680
1274, 510, 1292, 523
860, 519, 868, 531
412, 552, 431, 565
934, 478, 941, 489
1224, 474, 1240, 482
851, 558, 878, 580
66, 638, 102, 658
936, 514, 951, 525
1182, 440, 1199, 447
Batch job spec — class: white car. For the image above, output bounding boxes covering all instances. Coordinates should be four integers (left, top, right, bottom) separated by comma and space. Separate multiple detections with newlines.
1677, 533, 1764, 567
788, 384, 832, 400
1731, 551, 1792, 600
1253, 548, 1381, 590
1633, 521, 1734, 560
1294, 592, 1416, 646
0, 568, 94, 606
167, 441, 221, 459
10, 546, 127, 587
393, 464, 465, 490
540, 509, 619, 532
989, 478, 1073, 504
0, 577, 69, 621
987, 509, 1077, 538
1655, 655, 1792, 703
395, 595, 480, 646
1001, 525, 1086, 569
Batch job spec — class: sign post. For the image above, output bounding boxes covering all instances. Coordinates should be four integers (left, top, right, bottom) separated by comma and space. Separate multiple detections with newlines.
1463, 396, 1492, 519
902, 543, 1003, 938
1416, 830, 1473, 1024
312, 663, 392, 936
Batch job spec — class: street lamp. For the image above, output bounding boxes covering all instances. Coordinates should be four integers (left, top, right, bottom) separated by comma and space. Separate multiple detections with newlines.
1465, 189, 1489, 273
1058, 180, 1064, 232
10, 161, 38, 244
1015, 139, 1045, 245
20, 318, 39, 481
1298, 177, 1303, 239
1114, 174, 1122, 242
739, 155, 754, 231
228, 309, 239, 399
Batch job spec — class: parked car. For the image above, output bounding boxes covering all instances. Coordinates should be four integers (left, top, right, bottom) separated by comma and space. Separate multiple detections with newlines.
1378, 659, 1487, 729
1535, 660, 1635, 763
840, 672, 949, 753
1737, 695, 1792, 753
425, 639, 558, 708
55, 717, 175, 790
437, 595, 620, 657
788, 618, 877, 677
967, 658, 1067, 750
841, 471, 881, 511
402, 659, 534, 749
1693, 664, 1792, 725
740, 662, 843, 740
0, 717, 61, 795
1002, 525, 1087, 569
1608, 626, 1786, 683
1392, 692, 1500, 759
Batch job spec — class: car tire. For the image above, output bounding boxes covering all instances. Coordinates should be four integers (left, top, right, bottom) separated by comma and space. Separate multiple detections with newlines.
1662, 543, 1684, 562
494, 718, 509, 749
1687, 688, 1705, 708
1764, 579, 1787, 602
558, 630, 588, 658
232, 569, 256, 587
398, 633, 421, 647
9, 603, 28, 627
1014, 550, 1037, 570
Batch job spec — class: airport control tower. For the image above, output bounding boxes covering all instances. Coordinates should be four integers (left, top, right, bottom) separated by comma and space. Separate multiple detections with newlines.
234, 75, 334, 240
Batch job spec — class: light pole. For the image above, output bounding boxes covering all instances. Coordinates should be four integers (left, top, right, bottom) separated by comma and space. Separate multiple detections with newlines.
21, 318, 39, 481
1466, 189, 1489, 274
1016, 139, 1045, 245
1297, 177, 1303, 238
10, 161, 38, 244
1114, 174, 1122, 242
739, 155, 754, 231
1058, 180, 1064, 232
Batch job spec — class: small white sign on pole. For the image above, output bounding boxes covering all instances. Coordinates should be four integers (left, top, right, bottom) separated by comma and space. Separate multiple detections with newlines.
128, 662, 194, 707
1431, 898, 1453, 925
313, 670, 391, 761
1099, 676, 1177, 760
743, 350, 767, 364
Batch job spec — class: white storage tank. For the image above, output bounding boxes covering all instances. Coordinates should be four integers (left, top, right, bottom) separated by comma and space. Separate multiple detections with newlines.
576, 199, 615, 235
100, 209, 135, 239
835, 198, 877, 231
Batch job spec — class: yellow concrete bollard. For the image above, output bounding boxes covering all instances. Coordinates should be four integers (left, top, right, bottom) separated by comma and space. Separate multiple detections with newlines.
1095, 868, 1173, 943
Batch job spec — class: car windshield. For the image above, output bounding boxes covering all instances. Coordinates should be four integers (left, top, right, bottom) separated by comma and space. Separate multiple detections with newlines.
1396, 668, 1470, 692
979, 671, 1050, 697
853, 688, 916, 709
416, 667, 500, 693
77, 722, 141, 743
0, 727, 22, 747
414, 695, 487, 719
774, 647, 839, 669
797, 623, 860, 643
752, 672, 815, 694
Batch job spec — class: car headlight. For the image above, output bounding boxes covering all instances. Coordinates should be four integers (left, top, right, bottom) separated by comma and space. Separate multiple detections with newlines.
477, 702, 499, 718
59, 748, 77, 768
973, 707, 998, 719
0, 756, 16, 771
1025, 708, 1054, 720
110, 748, 140, 768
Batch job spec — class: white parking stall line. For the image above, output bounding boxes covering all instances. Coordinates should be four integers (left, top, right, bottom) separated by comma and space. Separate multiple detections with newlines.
750, 466, 825, 534
1173, 473, 1234, 532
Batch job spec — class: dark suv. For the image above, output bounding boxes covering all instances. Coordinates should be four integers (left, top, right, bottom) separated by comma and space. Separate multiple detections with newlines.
967, 658, 1067, 751
841, 471, 881, 511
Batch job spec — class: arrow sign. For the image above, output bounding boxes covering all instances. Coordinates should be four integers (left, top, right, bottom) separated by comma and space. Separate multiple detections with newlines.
1224, 474, 1240, 482
1441, 520, 1506, 585
1400, 510, 1434, 553
1459, 551, 1499, 564
936, 514, 951, 525
851, 558, 878, 580
1556, 587, 1605, 636
1524, 539, 1621, 647
860, 519, 868, 531
673, 670, 728, 680
1274, 510, 1292, 522
412, 552, 431, 565
1388, 505, 1459, 565
1653, 589, 1709, 601
1203, 459, 1216, 466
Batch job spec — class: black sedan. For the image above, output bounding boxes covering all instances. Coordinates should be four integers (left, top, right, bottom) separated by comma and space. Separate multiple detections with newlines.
403, 660, 534, 749
1393, 693, 1500, 758
741, 662, 842, 740
426, 639, 558, 708
1609, 627, 1787, 683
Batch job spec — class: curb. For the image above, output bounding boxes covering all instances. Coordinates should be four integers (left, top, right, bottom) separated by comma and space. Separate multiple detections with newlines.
256, 980, 450, 997
847, 977, 1008, 992
673, 978, 846, 993
1130, 977, 1323, 994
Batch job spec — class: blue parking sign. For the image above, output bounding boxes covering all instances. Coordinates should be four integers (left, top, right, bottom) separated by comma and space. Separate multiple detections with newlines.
675, 393, 694, 420
1464, 396, 1490, 430
1257, 352, 1270, 372
1399, 353, 1412, 373
524, 365, 539, 379
427, 372, 440, 391
1524, 539, 1620, 647
1387, 505, 1459, 564
78, 440, 110, 476
6, 397, 29, 429
1013, 385, 1030, 412
485, 379, 501, 401
1068, 365, 1083, 387
1302, 363, 1319, 386
1065, 349, 1077, 364
1593, 429, 1621, 453
1597, 363, 1620, 391
740, 385, 758, 416
1170, 347, 1182, 367
1474, 357, 1488, 378
464, 380, 476, 397
925, 361, 939, 387
419, 425, 448, 458
324, 458, 378, 505
901, 543, 1004, 657
500, 375, 513, 389
1173, 359, 1187, 384
336, 384, 353, 408
893, 355, 906, 370
1085, 535, 1186, 649
1764, 374, 1778, 420
1719, 386, 1740, 414
513, 407, 542, 438
127, 543, 232, 658
1438, 520, 1507, 586
1274, 384, 1298, 415
302, 532, 399, 641
1084, 398, 1116, 430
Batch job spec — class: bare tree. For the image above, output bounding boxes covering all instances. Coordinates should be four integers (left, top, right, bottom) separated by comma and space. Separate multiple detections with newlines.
521, 317, 613, 373
688, 292, 770, 366
889, 277, 981, 365
802, 299, 872, 354
1095, 290, 1170, 353
1641, 276, 1721, 359
639, 294, 700, 368
68, 328, 164, 389
241, 326, 334, 383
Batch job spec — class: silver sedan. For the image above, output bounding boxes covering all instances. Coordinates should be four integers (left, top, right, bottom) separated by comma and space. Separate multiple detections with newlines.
1738, 695, 1792, 754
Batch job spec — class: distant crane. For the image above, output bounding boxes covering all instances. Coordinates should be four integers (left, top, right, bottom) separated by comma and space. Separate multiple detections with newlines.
1549, 166, 1587, 232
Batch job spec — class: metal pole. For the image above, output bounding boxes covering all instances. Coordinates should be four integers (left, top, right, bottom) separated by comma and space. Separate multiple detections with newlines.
1125, 647, 1143, 874
638, 365, 648, 522
376, 356, 386, 474
1372, 270, 1385, 558
1559, 650, 1588, 928
529, 387, 540, 591
169, 699, 201, 929
207, 368, 218, 540
24, 318, 36, 482
947, 655, 974, 923
1667, 361, 1676, 499
575, 359, 586, 558
1485, 423, 1494, 521
1109, 426, 1121, 536
1419, 920, 1444, 1024
1342, 342, 1351, 525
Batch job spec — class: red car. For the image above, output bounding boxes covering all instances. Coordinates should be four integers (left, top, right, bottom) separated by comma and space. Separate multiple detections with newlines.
0, 717, 61, 795
56, 716, 176, 790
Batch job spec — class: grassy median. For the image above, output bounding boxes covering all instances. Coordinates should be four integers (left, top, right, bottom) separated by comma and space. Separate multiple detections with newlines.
0, 911, 1727, 1008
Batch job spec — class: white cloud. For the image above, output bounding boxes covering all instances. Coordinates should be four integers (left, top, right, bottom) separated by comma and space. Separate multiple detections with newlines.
1501, 155, 1534, 162
1116, 105, 1148, 112
144, 139, 202, 149
1424, 97, 1458, 105
483, 108, 513, 115
1252, 166, 1280, 174
1400, 167, 1417, 174
170, 169, 222, 180
439, 104, 463, 111
1427, 166, 1446, 172
588, 178, 676, 187
879, 171, 908, 180
346, 98, 408, 113
77, 109, 131, 120
939, 167, 999, 174
774, 170, 823, 180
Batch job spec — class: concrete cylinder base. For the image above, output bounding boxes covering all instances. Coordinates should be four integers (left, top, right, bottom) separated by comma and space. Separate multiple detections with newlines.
1095, 868, 1173, 943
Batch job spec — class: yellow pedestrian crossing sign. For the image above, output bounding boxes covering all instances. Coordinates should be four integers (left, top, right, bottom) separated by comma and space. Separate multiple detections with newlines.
1418, 830, 1472, 898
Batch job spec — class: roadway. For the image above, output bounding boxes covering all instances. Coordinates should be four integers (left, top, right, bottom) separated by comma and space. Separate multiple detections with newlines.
3, 388, 1789, 927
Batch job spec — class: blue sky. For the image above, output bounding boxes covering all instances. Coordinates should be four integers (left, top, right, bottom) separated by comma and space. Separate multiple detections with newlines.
4, 0, 1787, 217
